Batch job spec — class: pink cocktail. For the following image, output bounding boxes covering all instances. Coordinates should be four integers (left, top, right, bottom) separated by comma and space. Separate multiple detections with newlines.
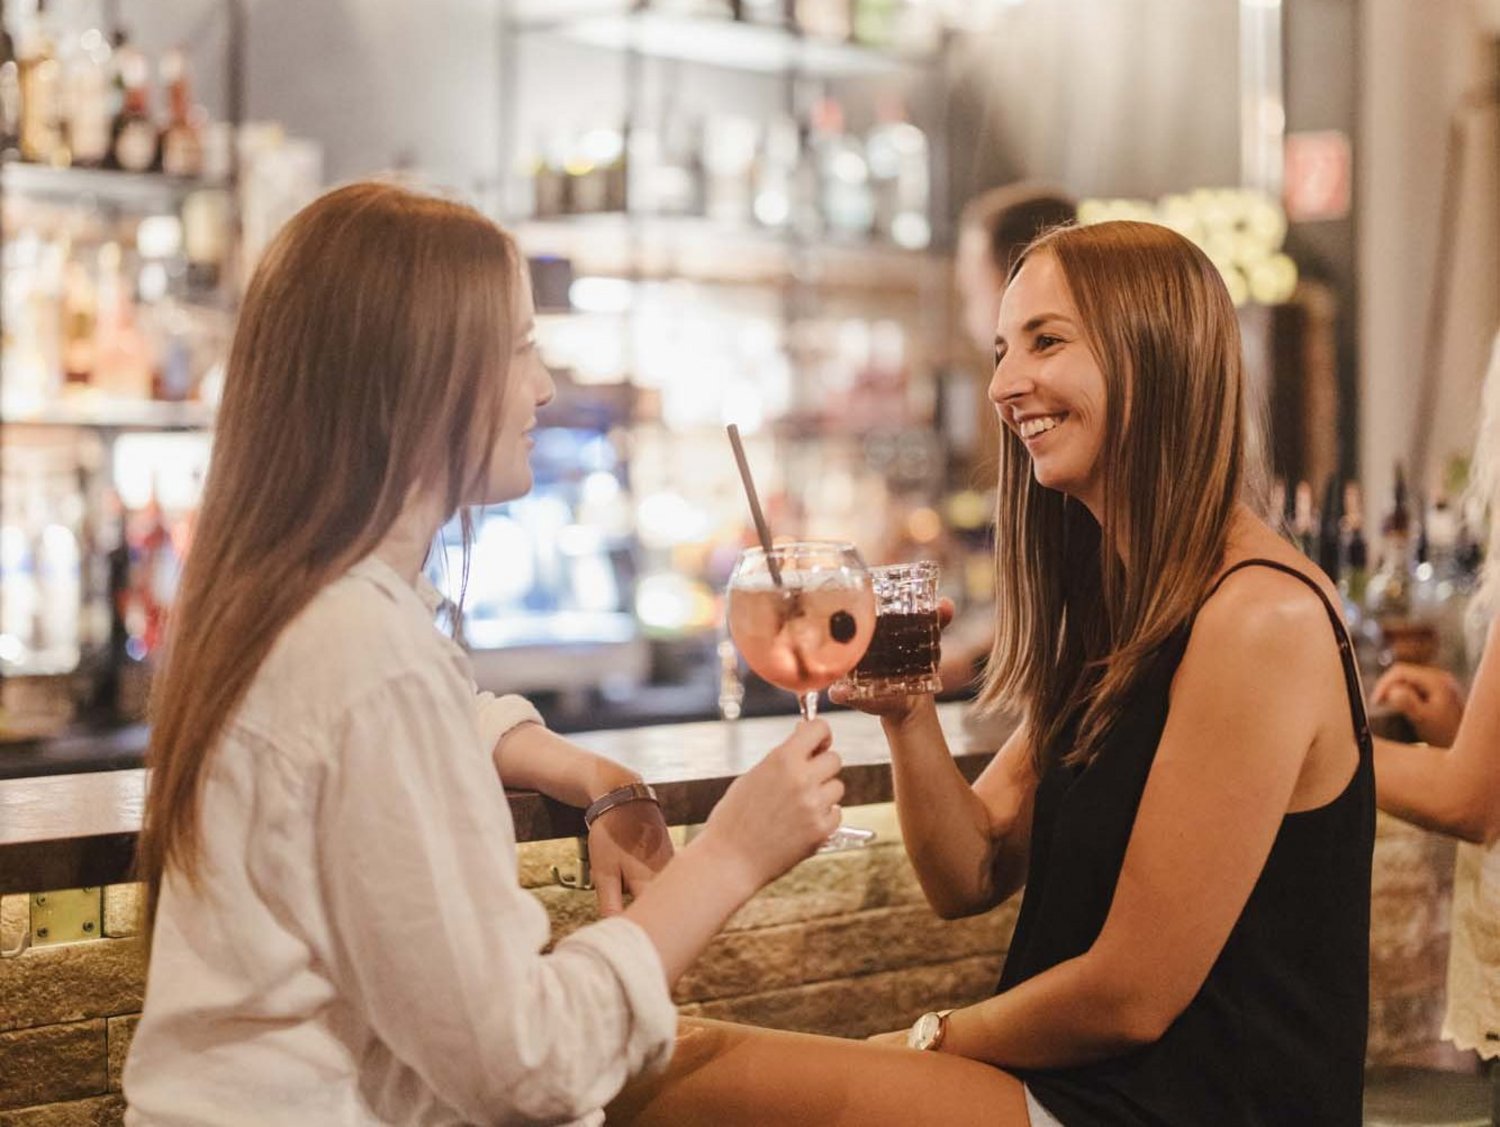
727, 541, 874, 721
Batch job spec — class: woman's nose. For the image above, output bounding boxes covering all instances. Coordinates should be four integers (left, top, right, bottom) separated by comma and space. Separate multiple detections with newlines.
988, 355, 1034, 407
535, 360, 557, 408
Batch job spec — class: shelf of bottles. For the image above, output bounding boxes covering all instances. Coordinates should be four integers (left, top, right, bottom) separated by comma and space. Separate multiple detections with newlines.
512, 94, 942, 291
496, 0, 956, 666
0, 0, 233, 727
509, 0, 946, 78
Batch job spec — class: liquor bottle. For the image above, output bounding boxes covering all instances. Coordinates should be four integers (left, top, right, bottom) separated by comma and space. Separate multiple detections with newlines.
1365, 463, 1436, 666
702, 114, 757, 225
92, 240, 153, 399
531, 130, 568, 218
1, 475, 41, 667
1412, 494, 1473, 679
655, 111, 704, 217
33, 481, 80, 671
717, 634, 744, 720
794, 0, 851, 41
63, 26, 111, 167
1338, 481, 1374, 677
18, 0, 64, 166
565, 126, 620, 215
1268, 476, 1287, 536
182, 186, 231, 290
791, 116, 822, 240
4, 229, 64, 413
1292, 480, 1316, 559
139, 274, 195, 401
1315, 476, 1342, 582
0, 0, 21, 157
1365, 466, 1411, 615
809, 98, 873, 237
893, 0, 944, 57
120, 490, 171, 661
88, 489, 131, 718
752, 114, 798, 230
1341, 482, 1370, 609
653, 0, 733, 15
159, 47, 204, 178
138, 485, 179, 654
60, 252, 97, 388
865, 99, 930, 249
734, 0, 787, 25
108, 32, 157, 172
852, 0, 897, 47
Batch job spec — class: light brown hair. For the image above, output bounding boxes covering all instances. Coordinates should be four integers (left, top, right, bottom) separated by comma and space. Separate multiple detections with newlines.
138, 181, 520, 923
977, 220, 1246, 772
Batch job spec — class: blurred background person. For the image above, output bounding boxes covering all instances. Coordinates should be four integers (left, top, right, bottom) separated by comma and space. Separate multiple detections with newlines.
940, 183, 1077, 694
1371, 331, 1500, 1112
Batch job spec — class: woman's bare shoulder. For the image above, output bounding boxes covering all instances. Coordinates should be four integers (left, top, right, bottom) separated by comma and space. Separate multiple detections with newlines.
1194, 532, 1343, 669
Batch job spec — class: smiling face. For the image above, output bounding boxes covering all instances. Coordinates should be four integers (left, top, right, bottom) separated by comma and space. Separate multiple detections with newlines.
473, 265, 556, 506
989, 250, 1111, 517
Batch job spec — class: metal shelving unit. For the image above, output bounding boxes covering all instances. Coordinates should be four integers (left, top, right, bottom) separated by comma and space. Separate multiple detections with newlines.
0, 1, 245, 732
493, 0, 957, 698
510, 3, 938, 77
497, 0, 956, 383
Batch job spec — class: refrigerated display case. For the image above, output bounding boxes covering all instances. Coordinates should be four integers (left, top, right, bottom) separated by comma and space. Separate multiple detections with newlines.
426, 394, 651, 706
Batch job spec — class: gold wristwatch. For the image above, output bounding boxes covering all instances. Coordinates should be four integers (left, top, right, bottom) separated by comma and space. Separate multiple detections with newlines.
907, 1008, 954, 1051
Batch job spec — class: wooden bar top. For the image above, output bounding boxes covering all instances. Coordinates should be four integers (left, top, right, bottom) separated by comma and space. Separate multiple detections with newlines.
0, 703, 1009, 896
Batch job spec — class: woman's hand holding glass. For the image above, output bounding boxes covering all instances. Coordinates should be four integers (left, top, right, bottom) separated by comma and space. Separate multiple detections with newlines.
829, 597, 957, 722
701, 719, 844, 889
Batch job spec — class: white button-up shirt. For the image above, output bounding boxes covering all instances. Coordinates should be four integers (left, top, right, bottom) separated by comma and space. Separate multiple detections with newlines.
124, 557, 676, 1125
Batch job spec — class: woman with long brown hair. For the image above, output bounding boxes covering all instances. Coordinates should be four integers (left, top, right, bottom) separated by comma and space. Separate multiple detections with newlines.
122, 181, 849, 1125
610, 220, 1375, 1125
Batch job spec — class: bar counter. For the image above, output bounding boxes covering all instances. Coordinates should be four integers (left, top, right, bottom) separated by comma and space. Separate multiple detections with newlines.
0, 701, 1464, 1117
0, 702, 1005, 897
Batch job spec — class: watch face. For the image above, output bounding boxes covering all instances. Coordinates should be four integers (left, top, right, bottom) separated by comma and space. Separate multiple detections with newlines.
909, 1011, 941, 1050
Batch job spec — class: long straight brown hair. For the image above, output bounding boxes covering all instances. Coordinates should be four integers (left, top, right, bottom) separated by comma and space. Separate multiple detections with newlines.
138, 181, 520, 924
977, 220, 1248, 772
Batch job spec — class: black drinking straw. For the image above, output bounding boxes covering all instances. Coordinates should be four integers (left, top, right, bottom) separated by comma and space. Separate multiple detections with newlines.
726, 424, 784, 588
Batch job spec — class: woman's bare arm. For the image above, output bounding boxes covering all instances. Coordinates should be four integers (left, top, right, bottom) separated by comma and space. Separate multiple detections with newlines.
881, 698, 1037, 919
1374, 626, 1500, 843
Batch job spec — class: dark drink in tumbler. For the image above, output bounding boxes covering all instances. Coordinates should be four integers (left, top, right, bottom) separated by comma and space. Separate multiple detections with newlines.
838, 562, 942, 701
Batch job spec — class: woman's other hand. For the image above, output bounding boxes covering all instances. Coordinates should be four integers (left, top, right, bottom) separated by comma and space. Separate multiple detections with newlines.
1372, 662, 1466, 747
588, 798, 675, 917
701, 719, 842, 889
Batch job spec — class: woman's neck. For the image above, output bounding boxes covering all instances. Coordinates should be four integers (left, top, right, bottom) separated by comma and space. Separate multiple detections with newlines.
373, 488, 448, 584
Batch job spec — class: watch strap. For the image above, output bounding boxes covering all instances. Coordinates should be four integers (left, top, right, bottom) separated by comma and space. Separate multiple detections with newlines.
583, 781, 660, 828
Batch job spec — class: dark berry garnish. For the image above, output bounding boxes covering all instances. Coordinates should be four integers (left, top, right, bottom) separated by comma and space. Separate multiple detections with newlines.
829, 610, 857, 644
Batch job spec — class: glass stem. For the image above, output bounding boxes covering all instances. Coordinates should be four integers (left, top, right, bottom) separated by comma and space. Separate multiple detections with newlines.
800, 690, 819, 721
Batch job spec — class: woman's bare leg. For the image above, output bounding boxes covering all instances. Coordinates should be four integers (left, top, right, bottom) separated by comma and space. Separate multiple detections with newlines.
608, 1017, 1031, 1126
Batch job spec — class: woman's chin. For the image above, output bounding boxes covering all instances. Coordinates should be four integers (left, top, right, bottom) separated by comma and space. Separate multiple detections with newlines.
1031, 466, 1099, 508
470, 475, 531, 508
1030, 463, 1076, 495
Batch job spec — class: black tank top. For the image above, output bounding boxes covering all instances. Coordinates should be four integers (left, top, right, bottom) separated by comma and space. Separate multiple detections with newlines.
998, 559, 1375, 1126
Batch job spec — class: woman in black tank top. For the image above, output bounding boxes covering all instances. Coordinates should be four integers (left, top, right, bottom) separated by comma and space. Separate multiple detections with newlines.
610, 221, 1373, 1127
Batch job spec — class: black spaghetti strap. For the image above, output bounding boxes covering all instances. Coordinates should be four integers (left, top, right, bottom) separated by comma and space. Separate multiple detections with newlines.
1204, 558, 1372, 756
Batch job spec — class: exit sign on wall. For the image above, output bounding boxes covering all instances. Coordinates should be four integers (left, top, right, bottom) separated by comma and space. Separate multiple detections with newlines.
1284, 131, 1352, 223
